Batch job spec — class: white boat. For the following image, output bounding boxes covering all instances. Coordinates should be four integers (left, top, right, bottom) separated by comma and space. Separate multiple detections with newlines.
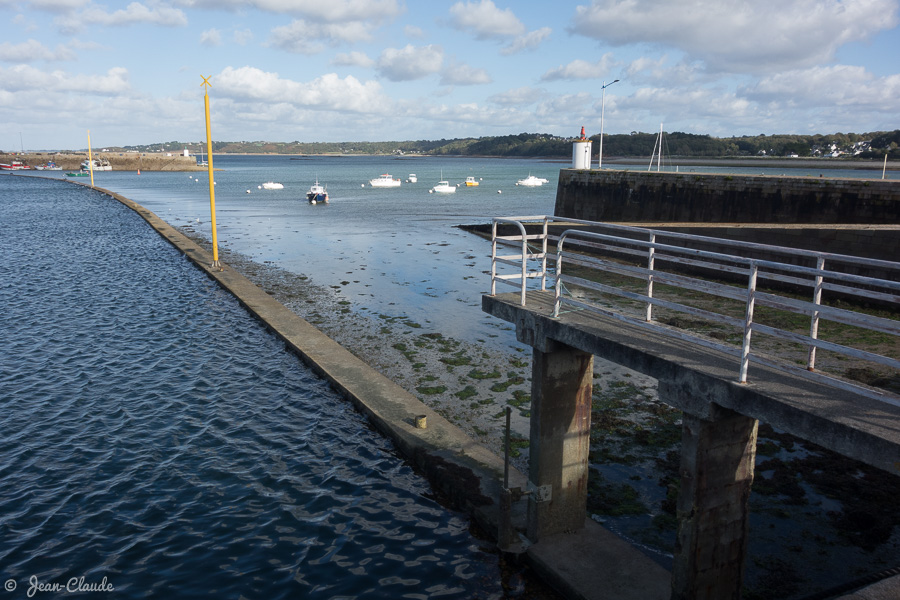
369, 173, 401, 187
516, 174, 548, 187
431, 180, 456, 194
306, 180, 329, 204
34, 161, 62, 171
260, 181, 284, 190
464, 176, 479, 187
407, 174, 417, 183
81, 158, 112, 171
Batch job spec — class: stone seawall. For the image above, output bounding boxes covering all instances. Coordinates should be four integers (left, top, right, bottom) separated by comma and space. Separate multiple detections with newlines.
553, 169, 900, 261
554, 169, 900, 225
2, 152, 205, 171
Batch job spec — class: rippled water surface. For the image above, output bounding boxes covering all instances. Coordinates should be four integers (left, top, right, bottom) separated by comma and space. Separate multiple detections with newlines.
0, 176, 509, 598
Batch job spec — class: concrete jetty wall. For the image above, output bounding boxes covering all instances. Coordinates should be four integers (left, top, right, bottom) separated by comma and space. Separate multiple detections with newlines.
555, 169, 900, 224
1, 151, 204, 171
553, 169, 900, 261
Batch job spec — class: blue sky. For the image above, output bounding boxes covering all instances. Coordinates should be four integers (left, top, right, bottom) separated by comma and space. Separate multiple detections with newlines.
2, 0, 899, 150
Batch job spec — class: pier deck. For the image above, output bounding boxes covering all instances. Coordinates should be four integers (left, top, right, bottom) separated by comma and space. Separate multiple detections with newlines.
484, 290, 900, 599
484, 291, 900, 475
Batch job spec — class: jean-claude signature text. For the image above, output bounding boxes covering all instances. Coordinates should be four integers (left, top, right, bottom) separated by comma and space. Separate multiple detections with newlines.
27, 575, 114, 597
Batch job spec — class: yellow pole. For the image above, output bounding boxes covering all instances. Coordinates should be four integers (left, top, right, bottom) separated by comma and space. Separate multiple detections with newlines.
87, 130, 95, 187
201, 75, 221, 269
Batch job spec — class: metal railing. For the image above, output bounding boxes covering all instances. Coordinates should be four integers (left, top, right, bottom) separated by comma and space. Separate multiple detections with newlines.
490, 216, 550, 305
489, 216, 900, 406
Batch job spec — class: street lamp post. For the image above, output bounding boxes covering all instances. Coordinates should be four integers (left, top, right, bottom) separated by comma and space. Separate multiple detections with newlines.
598, 79, 619, 169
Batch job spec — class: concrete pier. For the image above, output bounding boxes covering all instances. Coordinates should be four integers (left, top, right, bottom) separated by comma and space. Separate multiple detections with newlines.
527, 343, 593, 540
671, 406, 758, 599
483, 290, 900, 598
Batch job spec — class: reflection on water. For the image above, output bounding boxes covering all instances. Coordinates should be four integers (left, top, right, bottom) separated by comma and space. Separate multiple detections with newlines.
0, 176, 512, 598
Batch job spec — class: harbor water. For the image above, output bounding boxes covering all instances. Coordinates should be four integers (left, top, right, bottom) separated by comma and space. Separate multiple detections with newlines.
20, 155, 898, 354
7, 156, 899, 598
0, 174, 532, 599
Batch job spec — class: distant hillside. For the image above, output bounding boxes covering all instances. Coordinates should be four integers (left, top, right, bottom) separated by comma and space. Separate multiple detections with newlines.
114, 130, 900, 160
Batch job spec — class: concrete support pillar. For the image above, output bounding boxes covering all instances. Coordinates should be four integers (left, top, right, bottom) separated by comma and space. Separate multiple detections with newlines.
527, 343, 593, 541
671, 405, 758, 600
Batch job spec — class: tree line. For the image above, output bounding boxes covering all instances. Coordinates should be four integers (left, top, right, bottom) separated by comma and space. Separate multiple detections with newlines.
123, 129, 900, 159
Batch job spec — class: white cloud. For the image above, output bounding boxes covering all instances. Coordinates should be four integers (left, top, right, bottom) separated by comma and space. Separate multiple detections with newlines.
268, 19, 373, 54
180, 0, 403, 22
534, 92, 596, 118
376, 44, 444, 81
745, 65, 900, 110
501, 27, 551, 55
488, 86, 547, 106
0, 64, 130, 95
541, 53, 616, 81
233, 29, 253, 45
569, 0, 900, 73
449, 0, 525, 39
87, 2, 187, 26
27, 0, 90, 10
267, 21, 325, 54
57, 2, 188, 33
404, 25, 425, 39
199, 28, 222, 46
621, 86, 753, 129
441, 62, 492, 86
213, 66, 388, 113
332, 51, 375, 68
0, 39, 76, 62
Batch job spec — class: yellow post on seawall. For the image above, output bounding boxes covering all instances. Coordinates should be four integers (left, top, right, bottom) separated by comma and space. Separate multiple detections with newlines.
201, 75, 221, 269
87, 130, 95, 188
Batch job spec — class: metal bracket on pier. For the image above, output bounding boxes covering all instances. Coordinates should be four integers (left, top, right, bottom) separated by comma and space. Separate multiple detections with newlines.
526, 481, 552, 503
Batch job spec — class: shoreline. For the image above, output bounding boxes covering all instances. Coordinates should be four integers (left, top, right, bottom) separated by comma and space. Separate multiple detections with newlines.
6, 150, 897, 172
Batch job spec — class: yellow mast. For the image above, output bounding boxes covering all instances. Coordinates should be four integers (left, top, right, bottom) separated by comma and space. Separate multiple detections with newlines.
87, 130, 95, 187
201, 75, 221, 269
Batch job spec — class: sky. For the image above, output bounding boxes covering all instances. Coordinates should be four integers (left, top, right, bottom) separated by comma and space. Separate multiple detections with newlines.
2, 0, 899, 151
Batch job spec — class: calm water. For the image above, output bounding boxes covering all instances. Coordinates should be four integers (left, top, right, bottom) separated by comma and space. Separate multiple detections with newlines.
24, 155, 898, 353
20, 155, 561, 353
12, 156, 899, 597
0, 175, 514, 599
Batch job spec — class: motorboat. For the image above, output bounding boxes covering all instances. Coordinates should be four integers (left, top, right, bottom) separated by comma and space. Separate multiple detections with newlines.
34, 161, 62, 170
0, 161, 27, 170
465, 176, 479, 187
431, 180, 456, 194
516, 174, 549, 187
66, 171, 89, 177
306, 180, 329, 204
260, 181, 284, 190
407, 174, 417, 183
369, 173, 401, 187
81, 158, 112, 171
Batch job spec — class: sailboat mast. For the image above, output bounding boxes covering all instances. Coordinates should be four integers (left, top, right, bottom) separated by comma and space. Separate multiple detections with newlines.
656, 123, 663, 172
648, 128, 659, 171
